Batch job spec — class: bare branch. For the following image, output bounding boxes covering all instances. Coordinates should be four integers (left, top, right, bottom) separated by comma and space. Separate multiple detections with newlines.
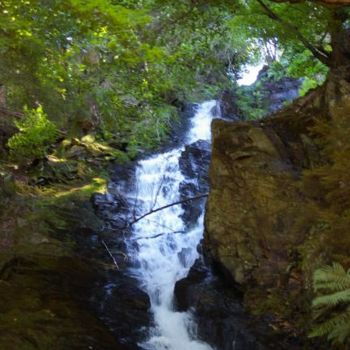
128, 193, 208, 226
132, 230, 185, 241
101, 239, 120, 270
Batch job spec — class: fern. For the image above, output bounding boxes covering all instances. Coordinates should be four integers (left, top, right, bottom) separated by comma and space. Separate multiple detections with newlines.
310, 263, 350, 346
313, 263, 350, 292
310, 309, 350, 340
7, 105, 58, 164
313, 290, 350, 308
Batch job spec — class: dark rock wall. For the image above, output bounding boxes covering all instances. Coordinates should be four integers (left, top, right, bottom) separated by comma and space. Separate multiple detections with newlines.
202, 59, 350, 346
204, 119, 305, 287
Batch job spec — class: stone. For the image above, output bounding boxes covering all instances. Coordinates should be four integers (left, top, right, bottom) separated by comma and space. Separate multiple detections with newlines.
204, 119, 306, 288
174, 259, 267, 350
217, 89, 244, 120
178, 140, 211, 227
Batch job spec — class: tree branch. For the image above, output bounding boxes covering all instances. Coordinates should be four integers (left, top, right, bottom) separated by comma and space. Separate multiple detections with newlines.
128, 193, 208, 226
101, 239, 120, 270
132, 230, 185, 241
256, 0, 331, 65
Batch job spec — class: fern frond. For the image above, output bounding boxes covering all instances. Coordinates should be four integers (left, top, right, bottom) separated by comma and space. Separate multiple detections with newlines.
310, 262, 350, 345
313, 289, 350, 308
309, 310, 350, 343
313, 263, 350, 292
328, 314, 350, 344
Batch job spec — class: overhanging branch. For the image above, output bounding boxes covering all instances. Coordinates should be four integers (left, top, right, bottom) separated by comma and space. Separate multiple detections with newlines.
256, 0, 331, 65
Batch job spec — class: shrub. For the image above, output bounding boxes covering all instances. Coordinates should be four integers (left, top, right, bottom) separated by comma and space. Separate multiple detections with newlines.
7, 105, 58, 164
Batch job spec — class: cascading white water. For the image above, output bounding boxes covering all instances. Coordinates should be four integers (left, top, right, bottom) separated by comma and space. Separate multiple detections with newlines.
129, 101, 216, 350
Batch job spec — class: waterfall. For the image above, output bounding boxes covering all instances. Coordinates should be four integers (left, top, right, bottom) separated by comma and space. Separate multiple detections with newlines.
127, 101, 216, 350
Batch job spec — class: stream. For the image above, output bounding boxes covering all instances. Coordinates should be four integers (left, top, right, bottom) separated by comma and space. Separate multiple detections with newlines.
126, 101, 216, 350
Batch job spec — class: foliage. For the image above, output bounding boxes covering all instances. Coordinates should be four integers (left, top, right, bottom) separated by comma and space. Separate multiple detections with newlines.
310, 263, 350, 346
285, 49, 329, 96
0, 1, 177, 154
235, 83, 267, 120
224, 0, 332, 83
7, 105, 58, 163
301, 101, 350, 268
234, 62, 295, 120
0, 0, 240, 158
0, 0, 347, 161
296, 95, 350, 346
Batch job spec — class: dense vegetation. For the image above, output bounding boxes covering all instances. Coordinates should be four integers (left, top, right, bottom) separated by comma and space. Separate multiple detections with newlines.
1, 0, 350, 348
1, 0, 339, 160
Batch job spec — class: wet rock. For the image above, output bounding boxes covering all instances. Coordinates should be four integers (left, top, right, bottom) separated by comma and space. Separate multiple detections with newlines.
178, 140, 211, 227
91, 162, 138, 230
93, 272, 151, 347
179, 140, 211, 182
217, 89, 244, 120
204, 119, 306, 287
110, 163, 136, 193
254, 66, 301, 114
263, 77, 301, 113
174, 259, 266, 350
177, 247, 193, 268
168, 103, 198, 149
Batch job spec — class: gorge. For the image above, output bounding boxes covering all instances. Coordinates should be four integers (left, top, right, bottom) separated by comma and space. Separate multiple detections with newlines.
1, 1, 350, 349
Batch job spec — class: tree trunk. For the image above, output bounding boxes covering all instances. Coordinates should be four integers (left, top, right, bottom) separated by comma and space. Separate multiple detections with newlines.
329, 9, 350, 70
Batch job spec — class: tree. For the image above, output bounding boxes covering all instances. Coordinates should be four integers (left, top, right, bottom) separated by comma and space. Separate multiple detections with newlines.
0, 1, 185, 155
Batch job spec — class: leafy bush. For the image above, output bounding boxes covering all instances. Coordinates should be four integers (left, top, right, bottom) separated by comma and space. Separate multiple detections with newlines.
8, 105, 58, 163
310, 263, 350, 346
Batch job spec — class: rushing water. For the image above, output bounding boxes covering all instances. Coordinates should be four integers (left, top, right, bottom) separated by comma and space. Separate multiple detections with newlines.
127, 101, 216, 350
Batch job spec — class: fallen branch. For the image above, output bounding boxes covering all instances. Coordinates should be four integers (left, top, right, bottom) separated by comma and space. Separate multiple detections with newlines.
132, 230, 185, 241
101, 239, 119, 270
128, 193, 208, 226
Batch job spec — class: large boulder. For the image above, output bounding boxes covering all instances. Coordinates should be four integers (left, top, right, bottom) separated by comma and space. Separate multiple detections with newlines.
204, 118, 308, 288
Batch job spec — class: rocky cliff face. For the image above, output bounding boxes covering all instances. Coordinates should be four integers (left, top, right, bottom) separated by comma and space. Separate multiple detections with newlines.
205, 118, 301, 285
203, 98, 326, 341
203, 61, 350, 346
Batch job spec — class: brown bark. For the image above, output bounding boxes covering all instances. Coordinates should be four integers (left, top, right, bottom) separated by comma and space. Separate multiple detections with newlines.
329, 9, 350, 69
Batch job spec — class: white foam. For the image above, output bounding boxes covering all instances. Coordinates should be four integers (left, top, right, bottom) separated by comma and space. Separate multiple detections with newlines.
128, 101, 217, 350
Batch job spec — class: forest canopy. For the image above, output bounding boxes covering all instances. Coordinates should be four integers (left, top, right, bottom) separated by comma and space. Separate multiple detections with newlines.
0, 0, 348, 158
